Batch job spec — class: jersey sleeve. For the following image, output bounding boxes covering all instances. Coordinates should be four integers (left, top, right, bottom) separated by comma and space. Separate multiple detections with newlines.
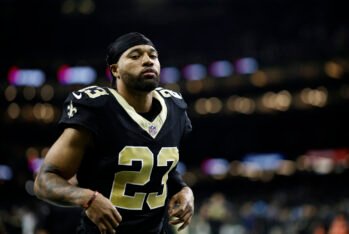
155, 87, 187, 109
155, 87, 192, 136
58, 86, 110, 136
167, 169, 188, 196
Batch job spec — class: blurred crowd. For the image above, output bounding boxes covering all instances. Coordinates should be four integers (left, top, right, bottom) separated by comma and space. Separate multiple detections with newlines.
1, 190, 349, 234
188, 193, 349, 234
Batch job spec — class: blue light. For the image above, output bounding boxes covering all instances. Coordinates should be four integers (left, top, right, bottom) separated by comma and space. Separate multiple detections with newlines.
209, 60, 234, 77
0, 165, 13, 181
8, 67, 46, 87
201, 158, 229, 175
58, 65, 97, 85
176, 161, 187, 175
183, 64, 207, 80
235, 57, 258, 74
243, 153, 284, 171
160, 67, 180, 84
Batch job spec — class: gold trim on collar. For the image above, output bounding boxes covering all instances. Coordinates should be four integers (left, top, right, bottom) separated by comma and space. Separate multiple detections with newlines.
108, 88, 167, 139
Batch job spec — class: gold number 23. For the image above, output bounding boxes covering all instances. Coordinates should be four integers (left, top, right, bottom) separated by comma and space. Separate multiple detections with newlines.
110, 146, 179, 210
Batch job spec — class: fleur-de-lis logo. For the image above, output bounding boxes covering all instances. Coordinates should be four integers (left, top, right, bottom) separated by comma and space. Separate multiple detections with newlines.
67, 101, 77, 118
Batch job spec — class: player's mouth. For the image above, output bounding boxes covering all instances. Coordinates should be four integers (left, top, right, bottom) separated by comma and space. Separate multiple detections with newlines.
141, 68, 158, 77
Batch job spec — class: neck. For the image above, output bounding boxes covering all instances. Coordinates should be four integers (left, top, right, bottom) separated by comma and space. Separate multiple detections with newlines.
116, 85, 153, 113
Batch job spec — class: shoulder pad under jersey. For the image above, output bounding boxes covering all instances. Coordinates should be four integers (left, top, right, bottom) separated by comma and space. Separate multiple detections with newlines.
66, 85, 111, 108
155, 87, 187, 109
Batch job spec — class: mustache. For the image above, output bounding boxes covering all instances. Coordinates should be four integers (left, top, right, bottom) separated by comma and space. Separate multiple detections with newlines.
141, 68, 158, 75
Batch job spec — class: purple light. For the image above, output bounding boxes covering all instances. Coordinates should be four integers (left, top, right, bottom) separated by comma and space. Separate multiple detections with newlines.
235, 57, 258, 74
201, 158, 229, 175
209, 60, 234, 77
58, 65, 69, 84
57, 65, 96, 85
160, 67, 180, 84
8, 66, 19, 84
183, 64, 207, 80
105, 67, 113, 81
28, 158, 44, 174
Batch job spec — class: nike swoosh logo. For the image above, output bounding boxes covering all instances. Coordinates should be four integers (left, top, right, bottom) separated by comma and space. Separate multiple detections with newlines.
72, 92, 82, 99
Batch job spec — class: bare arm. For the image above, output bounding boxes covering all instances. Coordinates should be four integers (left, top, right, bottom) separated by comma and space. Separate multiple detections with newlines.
34, 127, 122, 233
34, 127, 92, 207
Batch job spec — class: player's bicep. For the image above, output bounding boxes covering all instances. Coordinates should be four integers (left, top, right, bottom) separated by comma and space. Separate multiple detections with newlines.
43, 127, 92, 179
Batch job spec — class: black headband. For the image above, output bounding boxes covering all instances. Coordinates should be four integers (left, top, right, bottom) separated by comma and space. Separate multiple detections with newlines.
106, 32, 155, 65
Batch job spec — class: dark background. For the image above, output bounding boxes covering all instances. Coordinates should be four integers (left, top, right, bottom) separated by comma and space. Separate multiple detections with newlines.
1, 0, 348, 161
1, 0, 349, 233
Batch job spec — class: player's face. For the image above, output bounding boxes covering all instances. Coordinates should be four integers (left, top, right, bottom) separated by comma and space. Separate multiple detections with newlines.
115, 45, 160, 92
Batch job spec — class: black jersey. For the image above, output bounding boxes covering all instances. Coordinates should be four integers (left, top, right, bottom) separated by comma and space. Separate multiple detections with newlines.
59, 86, 192, 234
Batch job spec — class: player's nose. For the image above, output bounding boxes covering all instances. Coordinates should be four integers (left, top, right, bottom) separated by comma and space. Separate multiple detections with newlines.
142, 53, 154, 66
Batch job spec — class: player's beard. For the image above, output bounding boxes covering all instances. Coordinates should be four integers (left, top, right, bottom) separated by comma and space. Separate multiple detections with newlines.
122, 72, 159, 92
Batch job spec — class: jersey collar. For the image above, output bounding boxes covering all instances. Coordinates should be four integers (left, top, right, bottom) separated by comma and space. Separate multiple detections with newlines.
108, 88, 167, 139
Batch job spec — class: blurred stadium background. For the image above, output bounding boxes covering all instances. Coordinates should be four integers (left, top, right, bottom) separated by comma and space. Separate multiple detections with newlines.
1, 0, 349, 233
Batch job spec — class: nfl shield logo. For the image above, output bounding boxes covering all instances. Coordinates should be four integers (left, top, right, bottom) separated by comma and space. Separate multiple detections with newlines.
148, 125, 157, 136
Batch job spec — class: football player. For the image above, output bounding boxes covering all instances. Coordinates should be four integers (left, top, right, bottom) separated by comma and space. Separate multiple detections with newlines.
34, 32, 194, 234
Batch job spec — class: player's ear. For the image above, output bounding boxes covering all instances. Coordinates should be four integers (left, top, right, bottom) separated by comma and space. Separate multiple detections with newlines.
110, 64, 119, 79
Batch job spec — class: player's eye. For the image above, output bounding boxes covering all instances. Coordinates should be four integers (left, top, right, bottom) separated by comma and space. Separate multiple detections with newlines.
149, 54, 158, 59
129, 54, 140, 59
